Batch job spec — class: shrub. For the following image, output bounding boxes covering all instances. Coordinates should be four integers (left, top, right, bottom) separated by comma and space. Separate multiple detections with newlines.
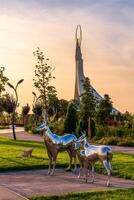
0, 125, 9, 129
49, 121, 64, 135
95, 136, 134, 147
97, 136, 119, 145
95, 125, 109, 139
118, 137, 134, 147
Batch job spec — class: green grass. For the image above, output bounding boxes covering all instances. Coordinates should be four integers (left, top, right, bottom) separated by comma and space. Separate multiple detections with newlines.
0, 136, 69, 171
0, 136, 134, 181
29, 188, 134, 200
96, 152, 134, 180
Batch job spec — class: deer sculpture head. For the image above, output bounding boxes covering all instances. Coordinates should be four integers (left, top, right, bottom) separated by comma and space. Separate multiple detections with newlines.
36, 122, 48, 132
74, 131, 87, 150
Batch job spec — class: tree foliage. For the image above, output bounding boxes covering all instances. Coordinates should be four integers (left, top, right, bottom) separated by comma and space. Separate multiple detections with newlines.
22, 104, 30, 116
33, 47, 56, 121
58, 99, 68, 117
79, 77, 96, 121
96, 94, 113, 125
78, 77, 96, 138
33, 103, 42, 117
64, 101, 78, 133
1, 94, 16, 114
0, 67, 8, 96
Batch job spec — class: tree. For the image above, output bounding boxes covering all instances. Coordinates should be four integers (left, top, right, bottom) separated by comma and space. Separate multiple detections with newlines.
1, 94, 16, 126
0, 67, 9, 96
32, 102, 43, 124
58, 99, 68, 118
7, 79, 24, 140
64, 101, 78, 133
22, 104, 30, 125
1, 94, 16, 114
96, 94, 113, 125
0, 96, 4, 113
47, 87, 60, 121
79, 77, 96, 139
33, 47, 56, 122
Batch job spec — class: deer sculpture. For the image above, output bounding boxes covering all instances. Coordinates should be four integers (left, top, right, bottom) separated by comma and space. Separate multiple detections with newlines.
75, 137, 113, 186
36, 122, 85, 175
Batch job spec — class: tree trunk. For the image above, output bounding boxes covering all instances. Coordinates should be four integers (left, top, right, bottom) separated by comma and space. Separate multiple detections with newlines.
88, 117, 91, 142
12, 112, 16, 140
24, 115, 28, 126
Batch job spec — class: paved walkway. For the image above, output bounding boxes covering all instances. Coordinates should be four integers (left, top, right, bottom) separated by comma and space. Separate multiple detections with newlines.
1, 130, 134, 154
0, 130, 134, 199
0, 185, 28, 200
0, 169, 134, 198
0, 127, 24, 134
0, 130, 43, 142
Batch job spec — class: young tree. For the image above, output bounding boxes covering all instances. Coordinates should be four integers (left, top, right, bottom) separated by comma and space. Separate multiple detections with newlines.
79, 77, 96, 139
33, 47, 56, 122
22, 104, 30, 125
1, 94, 16, 114
47, 94, 60, 121
32, 102, 43, 124
64, 101, 78, 133
96, 94, 113, 125
1, 94, 16, 127
58, 99, 69, 118
7, 79, 24, 140
0, 67, 8, 96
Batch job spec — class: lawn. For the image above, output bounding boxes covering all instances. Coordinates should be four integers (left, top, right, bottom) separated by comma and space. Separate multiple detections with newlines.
0, 136, 134, 180
29, 188, 134, 200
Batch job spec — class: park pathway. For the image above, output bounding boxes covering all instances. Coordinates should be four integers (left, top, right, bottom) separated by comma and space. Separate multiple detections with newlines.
0, 130, 134, 154
0, 185, 28, 200
0, 169, 134, 198
0, 130, 134, 199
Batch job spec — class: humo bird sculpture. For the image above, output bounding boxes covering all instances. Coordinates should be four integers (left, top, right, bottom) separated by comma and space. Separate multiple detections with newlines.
36, 122, 86, 175
75, 137, 113, 186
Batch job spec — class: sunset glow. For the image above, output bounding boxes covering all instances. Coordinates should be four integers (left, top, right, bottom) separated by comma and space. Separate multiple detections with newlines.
0, 0, 134, 112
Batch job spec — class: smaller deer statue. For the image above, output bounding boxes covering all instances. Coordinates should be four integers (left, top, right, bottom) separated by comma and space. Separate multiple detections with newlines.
75, 137, 113, 186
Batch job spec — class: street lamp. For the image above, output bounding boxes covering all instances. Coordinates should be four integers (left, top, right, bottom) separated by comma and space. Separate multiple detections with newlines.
7, 79, 24, 140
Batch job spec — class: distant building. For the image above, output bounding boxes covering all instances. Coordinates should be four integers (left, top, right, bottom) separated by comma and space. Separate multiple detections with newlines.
74, 25, 118, 113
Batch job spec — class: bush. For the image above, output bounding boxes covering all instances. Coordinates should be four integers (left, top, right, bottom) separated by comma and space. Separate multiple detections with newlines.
95, 125, 133, 139
118, 137, 134, 147
97, 136, 119, 145
24, 123, 43, 135
95, 125, 109, 139
95, 136, 134, 147
49, 121, 64, 135
0, 125, 9, 129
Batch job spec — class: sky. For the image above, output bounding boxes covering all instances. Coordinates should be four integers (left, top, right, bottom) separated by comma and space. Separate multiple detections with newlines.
0, 0, 134, 113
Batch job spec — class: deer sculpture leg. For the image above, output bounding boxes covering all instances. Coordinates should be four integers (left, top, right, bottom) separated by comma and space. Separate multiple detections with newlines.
84, 162, 95, 183
84, 164, 88, 183
66, 149, 72, 171
50, 150, 58, 175
51, 159, 56, 175
91, 164, 95, 183
78, 165, 83, 179
69, 146, 77, 173
73, 155, 77, 173
48, 159, 52, 175
47, 152, 52, 175
103, 160, 111, 186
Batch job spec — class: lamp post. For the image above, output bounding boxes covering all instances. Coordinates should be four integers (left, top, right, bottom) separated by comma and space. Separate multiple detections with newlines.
7, 79, 24, 140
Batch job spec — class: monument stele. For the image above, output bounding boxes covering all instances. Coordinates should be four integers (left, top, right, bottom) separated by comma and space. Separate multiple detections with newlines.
74, 25, 118, 113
